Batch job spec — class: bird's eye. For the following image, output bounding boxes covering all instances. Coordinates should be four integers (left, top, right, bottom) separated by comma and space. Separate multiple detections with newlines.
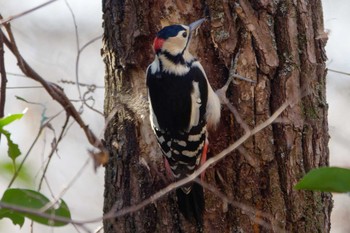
182, 31, 187, 38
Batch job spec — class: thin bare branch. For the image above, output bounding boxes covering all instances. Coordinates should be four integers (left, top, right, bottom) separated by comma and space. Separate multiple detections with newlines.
38, 114, 70, 190
59, 1, 104, 117
328, 68, 350, 77
223, 100, 250, 133
102, 100, 291, 221
6, 72, 27, 77
7, 108, 65, 188
94, 226, 103, 233
74, 35, 103, 114
0, 21, 107, 165
216, 51, 253, 132
0, 201, 92, 233
64, 0, 103, 114
0, 100, 291, 229
0, 30, 7, 118
7, 125, 43, 188
41, 157, 91, 212
195, 179, 286, 233
80, 35, 103, 52
64, 0, 81, 99
82, 87, 104, 116
0, 0, 59, 25
7, 86, 44, 89
59, 79, 104, 89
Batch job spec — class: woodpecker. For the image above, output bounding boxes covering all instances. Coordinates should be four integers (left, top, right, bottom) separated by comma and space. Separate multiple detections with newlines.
146, 19, 221, 224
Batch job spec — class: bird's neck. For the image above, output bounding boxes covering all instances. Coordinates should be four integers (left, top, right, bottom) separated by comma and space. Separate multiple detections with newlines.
156, 50, 196, 76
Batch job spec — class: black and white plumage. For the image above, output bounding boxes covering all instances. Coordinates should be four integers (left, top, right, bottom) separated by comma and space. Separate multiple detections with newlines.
146, 19, 221, 224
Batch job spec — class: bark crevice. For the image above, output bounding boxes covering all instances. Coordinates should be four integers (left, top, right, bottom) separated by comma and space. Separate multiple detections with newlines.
102, 0, 331, 232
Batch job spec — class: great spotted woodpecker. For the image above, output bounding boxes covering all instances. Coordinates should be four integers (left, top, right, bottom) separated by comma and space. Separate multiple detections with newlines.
146, 19, 221, 224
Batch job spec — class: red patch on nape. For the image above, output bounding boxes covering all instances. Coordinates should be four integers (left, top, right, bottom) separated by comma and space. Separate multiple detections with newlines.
153, 37, 165, 53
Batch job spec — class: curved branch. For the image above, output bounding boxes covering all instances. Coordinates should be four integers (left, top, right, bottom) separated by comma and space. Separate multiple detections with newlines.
0, 19, 107, 166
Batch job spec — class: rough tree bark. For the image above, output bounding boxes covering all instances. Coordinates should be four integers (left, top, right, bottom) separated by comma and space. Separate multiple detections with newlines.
102, 0, 331, 232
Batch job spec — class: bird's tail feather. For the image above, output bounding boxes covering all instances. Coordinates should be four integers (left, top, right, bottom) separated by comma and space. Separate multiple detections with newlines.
176, 182, 204, 227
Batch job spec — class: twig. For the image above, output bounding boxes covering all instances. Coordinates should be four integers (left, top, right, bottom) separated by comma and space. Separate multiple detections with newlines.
7, 109, 65, 188
80, 35, 103, 52
195, 179, 286, 232
102, 100, 291, 220
59, 0, 104, 117
74, 34, 103, 96
59, 79, 104, 89
5, 72, 27, 77
94, 226, 103, 233
230, 73, 256, 83
41, 157, 91, 212
64, 0, 81, 99
0, 201, 78, 225
38, 114, 70, 190
0, 30, 7, 118
216, 51, 252, 132
328, 68, 350, 77
0, 201, 91, 233
0, 0, 59, 25
0, 100, 291, 228
6, 86, 44, 89
0, 20, 107, 164
224, 100, 250, 133
82, 87, 104, 116
75, 36, 103, 115
7, 125, 44, 188
64, 0, 103, 115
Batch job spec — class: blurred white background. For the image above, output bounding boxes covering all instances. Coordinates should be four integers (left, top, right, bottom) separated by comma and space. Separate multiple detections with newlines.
0, 0, 349, 232
0, 0, 105, 232
323, 0, 350, 232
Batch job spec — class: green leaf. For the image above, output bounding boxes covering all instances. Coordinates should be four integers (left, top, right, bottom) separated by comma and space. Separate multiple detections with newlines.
0, 114, 24, 128
0, 162, 33, 184
0, 113, 24, 163
0, 129, 21, 162
0, 209, 25, 227
295, 167, 350, 192
0, 189, 71, 227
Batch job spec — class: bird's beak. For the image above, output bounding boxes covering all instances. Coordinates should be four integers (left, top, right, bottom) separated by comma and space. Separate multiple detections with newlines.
189, 18, 206, 32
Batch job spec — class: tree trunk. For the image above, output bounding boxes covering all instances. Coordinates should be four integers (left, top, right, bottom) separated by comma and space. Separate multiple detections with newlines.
102, 0, 332, 232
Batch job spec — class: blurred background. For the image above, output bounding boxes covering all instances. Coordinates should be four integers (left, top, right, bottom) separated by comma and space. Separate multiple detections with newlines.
0, 0, 349, 232
0, 1, 104, 232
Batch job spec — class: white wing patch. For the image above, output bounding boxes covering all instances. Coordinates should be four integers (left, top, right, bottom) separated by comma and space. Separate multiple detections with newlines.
206, 84, 221, 129
148, 93, 160, 130
192, 61, 221, 129
149, 57, 160, 74
188, 81, 201, 131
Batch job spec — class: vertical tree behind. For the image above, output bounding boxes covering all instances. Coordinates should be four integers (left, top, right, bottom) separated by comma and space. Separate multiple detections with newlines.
102, 0, 331, 232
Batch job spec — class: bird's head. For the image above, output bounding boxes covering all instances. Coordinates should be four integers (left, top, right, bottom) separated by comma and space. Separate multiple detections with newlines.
153, 18, 206, 56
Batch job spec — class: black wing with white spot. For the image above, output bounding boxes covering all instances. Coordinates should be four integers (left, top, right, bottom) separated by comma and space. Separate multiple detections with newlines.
147, 64, 208, 181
